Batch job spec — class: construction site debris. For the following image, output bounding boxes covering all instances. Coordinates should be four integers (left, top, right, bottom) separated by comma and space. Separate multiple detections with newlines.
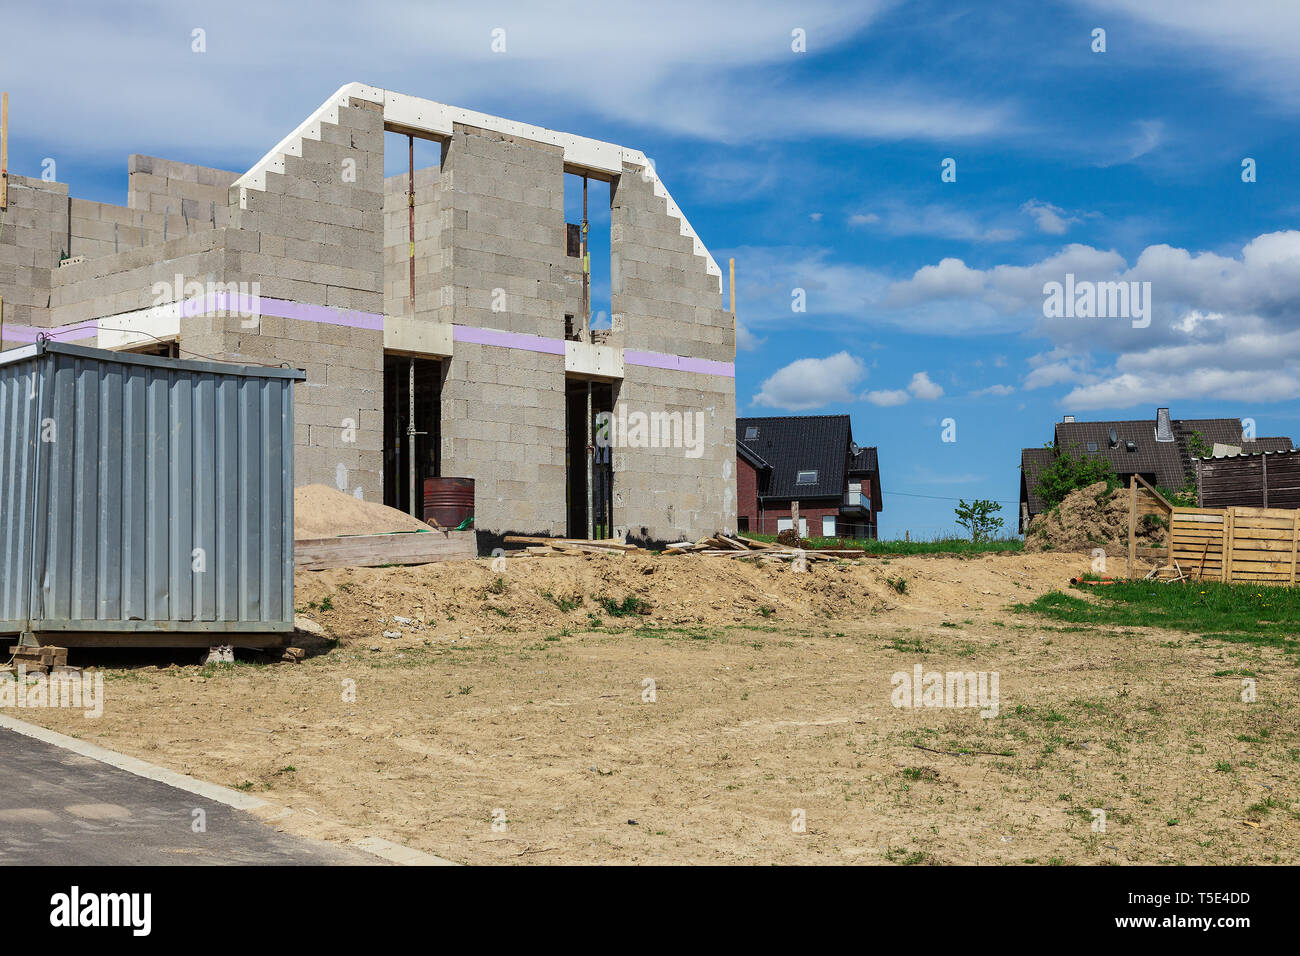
502, 533, 868, 561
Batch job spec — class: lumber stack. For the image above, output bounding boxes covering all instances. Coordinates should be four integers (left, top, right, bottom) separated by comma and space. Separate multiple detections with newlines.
499, 532, 871, 561
665, 533, 864, 561
504, 536, 649, 556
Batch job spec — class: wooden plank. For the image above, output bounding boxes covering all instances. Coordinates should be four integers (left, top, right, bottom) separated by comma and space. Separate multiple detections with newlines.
1228, 539, 1295, 553
1222, 509, 1232, 582
1133, 473, 1174, 513
1291, 510, 1298, 585
1225, 506, 1296, 519
1, 92, 7, 211
1223, 526, 1297, 540
294, 531, 477, 570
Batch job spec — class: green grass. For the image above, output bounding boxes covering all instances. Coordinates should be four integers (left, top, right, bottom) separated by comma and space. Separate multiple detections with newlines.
1013, 580, 1300, 659
595, 594, 650, 617
745, 532, 1023, 555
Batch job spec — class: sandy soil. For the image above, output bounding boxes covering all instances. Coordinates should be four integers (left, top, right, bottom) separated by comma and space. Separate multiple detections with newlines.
294, 484, 435, 538
19, 550, 1300, 865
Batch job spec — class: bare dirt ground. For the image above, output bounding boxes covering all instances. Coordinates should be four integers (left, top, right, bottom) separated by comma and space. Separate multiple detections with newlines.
20, 550, 1300, 865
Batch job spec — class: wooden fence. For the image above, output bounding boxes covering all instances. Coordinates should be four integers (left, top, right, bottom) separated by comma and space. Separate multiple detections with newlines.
1167, 505, 1300, 584
1126, 475, 1173, 577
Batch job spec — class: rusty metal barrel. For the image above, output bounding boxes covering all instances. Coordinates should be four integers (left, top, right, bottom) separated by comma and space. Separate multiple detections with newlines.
423, 476, 474, 528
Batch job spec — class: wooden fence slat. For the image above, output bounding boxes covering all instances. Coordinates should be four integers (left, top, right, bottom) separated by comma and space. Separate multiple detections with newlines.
1292, 510, 1299, 585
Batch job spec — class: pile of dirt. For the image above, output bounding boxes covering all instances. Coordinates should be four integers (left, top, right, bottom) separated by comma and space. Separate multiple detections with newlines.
1024, 480, 1164, 554
295, 551, 898, 643
294, 484, 436, 540
292, 549, 1090, 647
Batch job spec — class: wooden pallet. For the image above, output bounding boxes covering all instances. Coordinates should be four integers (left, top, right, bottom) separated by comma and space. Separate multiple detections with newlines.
294, 530, 477, 570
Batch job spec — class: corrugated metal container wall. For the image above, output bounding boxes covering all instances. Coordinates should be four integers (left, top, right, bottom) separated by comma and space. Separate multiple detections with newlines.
0, 340, 305, 641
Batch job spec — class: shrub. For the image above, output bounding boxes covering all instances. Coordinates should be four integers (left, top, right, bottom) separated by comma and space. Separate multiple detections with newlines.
1033, 443, 1120, 509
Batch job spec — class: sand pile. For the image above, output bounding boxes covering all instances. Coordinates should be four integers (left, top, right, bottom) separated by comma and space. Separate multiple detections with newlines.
1024, 480, 1164, 553
294, 484, 436, 540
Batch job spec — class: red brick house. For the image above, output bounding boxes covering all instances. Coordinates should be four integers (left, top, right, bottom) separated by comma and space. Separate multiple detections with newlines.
736, 415, 882, 539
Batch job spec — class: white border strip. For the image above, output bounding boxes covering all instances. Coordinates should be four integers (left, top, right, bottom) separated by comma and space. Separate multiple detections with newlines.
0, 713, 270, 810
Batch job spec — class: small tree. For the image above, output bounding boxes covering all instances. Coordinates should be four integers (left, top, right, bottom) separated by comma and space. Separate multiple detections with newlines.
955, 498, 1004, 542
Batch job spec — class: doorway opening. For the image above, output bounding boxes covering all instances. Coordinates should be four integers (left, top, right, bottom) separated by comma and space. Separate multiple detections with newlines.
383, 354, 442, 517
565, 377, 615, 539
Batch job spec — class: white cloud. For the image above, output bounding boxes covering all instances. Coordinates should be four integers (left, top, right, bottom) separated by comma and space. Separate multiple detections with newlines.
908, 371, 944, 400
1079, 0, 1300, 108
736, 322, 765, 351
848, 202, 1018, 242
864, 389, 911, 407
1, 0, 1017, 172
971, 383, 1015, 397
862, 370, 943, 406
1021, 200, 1079, 235
752, 351, 865, 411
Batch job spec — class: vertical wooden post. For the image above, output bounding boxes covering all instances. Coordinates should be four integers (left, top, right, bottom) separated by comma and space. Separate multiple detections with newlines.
1222, 508, 1235, 583
1127, 474, 1137, 579
791, 500, 799, 537
1290, 510, 1298, 585
729, 258, 736, 321
1, 91, 8, 210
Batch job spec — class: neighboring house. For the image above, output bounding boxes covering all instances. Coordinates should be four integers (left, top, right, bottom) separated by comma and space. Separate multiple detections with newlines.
736, 415, 882, 539
1018, 407, 1293, 531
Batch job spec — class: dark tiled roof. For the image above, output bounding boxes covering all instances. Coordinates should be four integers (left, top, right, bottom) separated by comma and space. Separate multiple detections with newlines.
736, 440, 771, 471
1020, 447, 1056, 515
1020, 415, 1293, 518
737, 415, 851, 500
849, 446, 878, 473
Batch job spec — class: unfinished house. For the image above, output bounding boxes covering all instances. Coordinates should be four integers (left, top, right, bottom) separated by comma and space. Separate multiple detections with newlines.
0, 83, 737, 549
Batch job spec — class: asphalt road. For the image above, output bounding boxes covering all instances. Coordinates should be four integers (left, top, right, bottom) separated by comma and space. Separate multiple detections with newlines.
0, 729, 377, 865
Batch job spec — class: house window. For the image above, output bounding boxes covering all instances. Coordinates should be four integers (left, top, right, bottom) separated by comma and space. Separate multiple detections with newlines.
744, 426, 758, 440
1086, 442, 1098, 453
737, 516, 749, 532
796, 469, 817, 484
822, 515, 836, 537
777, 517, 807, 536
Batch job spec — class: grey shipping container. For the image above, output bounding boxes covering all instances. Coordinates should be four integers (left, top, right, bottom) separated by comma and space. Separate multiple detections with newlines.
0, 339, 305, 647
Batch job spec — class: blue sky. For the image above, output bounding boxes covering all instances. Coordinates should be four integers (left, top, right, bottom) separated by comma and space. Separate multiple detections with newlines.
6, 0, 1299, 537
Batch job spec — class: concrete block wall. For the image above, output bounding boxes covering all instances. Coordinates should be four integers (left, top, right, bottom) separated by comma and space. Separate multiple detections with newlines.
69, 199, 166, 260
609, 162, 736, 541
437, 123, 570, 536
127, 155, 240, 224
0, 175, 68, 340
383, 165, 441, 319
211, 96, 387, 499
48, 231, 227, 327
611, 164, 731, 361
437, 123, 568, 337
615, 367, 737, 541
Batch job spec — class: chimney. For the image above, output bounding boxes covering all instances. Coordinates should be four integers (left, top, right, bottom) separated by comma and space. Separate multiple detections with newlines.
1062, 415, 1075, 423
1155, 407, 1174, 442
